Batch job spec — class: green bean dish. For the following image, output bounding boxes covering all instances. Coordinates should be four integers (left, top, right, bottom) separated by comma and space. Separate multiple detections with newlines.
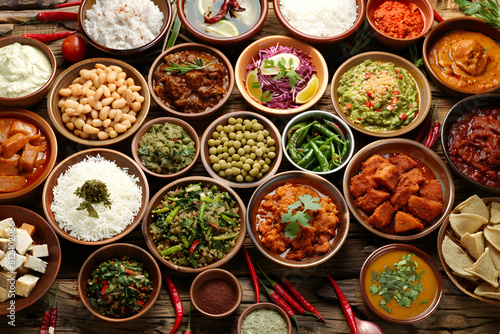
150, 183, 241, 268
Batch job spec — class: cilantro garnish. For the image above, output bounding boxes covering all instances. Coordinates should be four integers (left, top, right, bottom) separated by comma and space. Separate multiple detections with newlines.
273, 57, 302, 88
455, 0, 500, 28
260, 90, 273, 103
282, 194, 322, 239
164, 58, 205, 74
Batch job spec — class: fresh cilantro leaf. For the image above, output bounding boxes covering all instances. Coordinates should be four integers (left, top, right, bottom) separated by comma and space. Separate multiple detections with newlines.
263, 59, 274, 68
294, 211, 311, 227
299, 194, 322, 211
260, 91, 273, 103
287, 201, 302, 211
420, 300, 428, 305
280, 195, 321, 239
284, 221, 301, 239
454, 0, 500, 28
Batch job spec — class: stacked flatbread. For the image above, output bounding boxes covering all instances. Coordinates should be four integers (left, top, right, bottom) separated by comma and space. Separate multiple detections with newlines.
441, 195, 500, 300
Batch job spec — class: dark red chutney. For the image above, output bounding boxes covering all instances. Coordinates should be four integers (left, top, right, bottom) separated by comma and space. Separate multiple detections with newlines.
194, 279, 237, 314
448, 106, 500, 189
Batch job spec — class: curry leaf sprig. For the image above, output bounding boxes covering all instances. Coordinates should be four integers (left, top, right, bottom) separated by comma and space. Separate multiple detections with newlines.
454, 0, 500, 28
282, 194, 322, 239
164, 58, 205, 74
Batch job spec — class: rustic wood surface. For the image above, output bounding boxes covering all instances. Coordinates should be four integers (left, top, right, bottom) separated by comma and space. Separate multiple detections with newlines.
1, 1, 500, 333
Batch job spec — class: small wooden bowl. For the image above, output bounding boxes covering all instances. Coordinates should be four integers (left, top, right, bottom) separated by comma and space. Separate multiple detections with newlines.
0, 36, 57, 108
237, 302, 292, 334
46, 57, 150, 146
200, 111, 282, 189
78, 0, 173, 55
190, 268, 242, 319
142, 176, 246, 274
78, 243, 162, 322
273, 0, 365, 45
0, 206, 61, 315
131, 117, 200, 179
42, 148, 149, 245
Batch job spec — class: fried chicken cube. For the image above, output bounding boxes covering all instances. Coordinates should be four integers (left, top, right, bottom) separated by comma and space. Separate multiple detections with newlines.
399, 167, 425, 185
394, 211, 424, 233
388, 153, 418, 173
350, 167, 378, 198
361, 154, 388, 171
419, 179, 443, 203
390, 178, 420, 209
355, 188, 391, 213
373, 163, 400, 191
367, 201, 396, 229
407, 195, 443, 223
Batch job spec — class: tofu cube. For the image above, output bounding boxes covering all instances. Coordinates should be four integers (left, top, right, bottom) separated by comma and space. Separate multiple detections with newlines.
15, 274, 39, 297
0, 218, 13, 237
0, 286, 9, 302
0, 253, 26, 272
28, 244, 49, 258
20, 223, 35, 237
0, 238, 8, 253
15, 229, 32, 255
23, 254, 47, 274
0, 271, 16, 289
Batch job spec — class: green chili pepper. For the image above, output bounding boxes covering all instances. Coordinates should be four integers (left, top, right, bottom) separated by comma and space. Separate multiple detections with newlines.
160, 244, 183, 256
286, 122, 308, 140
221, 214, 237, 226
199, 202, 206, 218
200, 195, 212, 203
212, 194, 220, 208
297, 149, 315, 168
324, 119, 346, 141
312, 165, 322, 172
213, 232, 239, 240
222, 211, 239, 219
310, 141, 329, 172
180, 235, 190, 249
151, 206, 170, 214
341, 139, 350, 158
331, 143, 341, 167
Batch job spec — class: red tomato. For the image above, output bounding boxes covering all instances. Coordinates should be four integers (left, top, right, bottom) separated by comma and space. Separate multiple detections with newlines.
62, 35, 86, 62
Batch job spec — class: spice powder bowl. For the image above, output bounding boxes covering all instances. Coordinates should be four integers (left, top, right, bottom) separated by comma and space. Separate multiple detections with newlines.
238, 302, 292, 334
190, 268, 242, 319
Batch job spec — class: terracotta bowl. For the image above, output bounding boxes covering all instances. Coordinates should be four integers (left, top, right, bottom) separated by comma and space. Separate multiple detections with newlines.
78, 0, 173, 56
131, 117, 200, 179
246, 171, 350, 268
148, 43, 234, 120
273, 0, 365, 45
0, 36, 57, 108
342, 138, 455, 240
42, 148, 149, 245
0, 206, 61, 315
177, 0, 268, 45
235, 35, 329, 117
142, 176, 246, 273
200, 111, 282, 189
366, 0, 433, 49
237, 302, 292, 334
0, 108, 58, 204
360, 243, 443, 323
331, 51, 431, 137
46, 57, 150, 146
441, 94, 500, 194
78, 243, 162, 322
190, 268, 242, 319
422, 17, 500, 97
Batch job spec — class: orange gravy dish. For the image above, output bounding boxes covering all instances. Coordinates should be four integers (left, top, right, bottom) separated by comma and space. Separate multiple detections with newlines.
428, 31, 500, 92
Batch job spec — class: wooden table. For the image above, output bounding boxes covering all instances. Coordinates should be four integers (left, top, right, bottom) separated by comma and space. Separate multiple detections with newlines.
1, 1, 500, 333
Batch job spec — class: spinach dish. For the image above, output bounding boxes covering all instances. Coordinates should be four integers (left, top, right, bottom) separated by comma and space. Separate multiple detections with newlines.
150, 183, 241, 268
87, 257, 152, 318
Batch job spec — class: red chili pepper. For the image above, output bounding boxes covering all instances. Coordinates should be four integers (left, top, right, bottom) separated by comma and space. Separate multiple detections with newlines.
40, 283, 59, 334
208, 222, 218, 229
433, 9, 444, 23
161, 269, 183, 334
327, 275, 357, 334
23, 30, 76, 42
243, 247, 260, 303
184, 304, 192, 334
282, 278, 324, 322
414, 117, 431, 143
204, 0, 231, 24
48, 284, 59, 333
39, 311, 50, 334
189, 240, 199, 255
37, 11, 78, 22
55, 1, 82, 8
424, 121, 440, 148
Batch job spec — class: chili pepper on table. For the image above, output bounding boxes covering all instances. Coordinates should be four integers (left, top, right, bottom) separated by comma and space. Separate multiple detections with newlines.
55, 1, 82, 8
24, 11, 78, 24
184, 303, 191, 334
161, 269, 183, 334
39, 283, 59, 334
23, 30, 76, 42
424, 120, 440, 148
327, 275, 357, 334
39, 310, 50, 334
243, 247, 260, 303
281, 278, 324, 323
433, 9, 444, 23
414, 117, 431, 143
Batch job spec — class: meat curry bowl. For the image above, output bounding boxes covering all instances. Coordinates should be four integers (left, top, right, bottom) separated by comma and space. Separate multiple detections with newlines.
343, 138, 454, 241
246, 171, 349, 268
148, 43, 234, 120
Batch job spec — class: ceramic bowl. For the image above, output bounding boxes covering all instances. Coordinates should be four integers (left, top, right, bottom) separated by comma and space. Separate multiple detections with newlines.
46, 57, 150, 146
78, 243, 162, 322
0, 108, 58, 204
148, 43, 234, 120
0, 36, 57, 108
0, 206, 61, 315
42, 148, 149, 245
131, 117, 200, 179
177, 0, 268, 45
190, 268, 242, 319
200, 111, 282, 189
343, 138, 455, 240
331, 51, 431, 137
235, 35, 329, 117
246, 171, 349, 268
78, 0, 173, 55
142, 176, 246, 273
238, 302, 292, 334
366, 0, 433, 49
273, 0, 365, 45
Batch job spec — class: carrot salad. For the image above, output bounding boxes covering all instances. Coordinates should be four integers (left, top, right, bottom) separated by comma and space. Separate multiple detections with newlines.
372, 0, 424, 39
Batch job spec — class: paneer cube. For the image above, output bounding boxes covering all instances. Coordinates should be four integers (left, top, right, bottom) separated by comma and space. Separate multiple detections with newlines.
23, 254, 47, 274
15, 274, 39, 297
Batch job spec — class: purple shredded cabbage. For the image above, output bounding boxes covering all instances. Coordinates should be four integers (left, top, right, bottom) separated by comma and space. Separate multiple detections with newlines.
246, 44, 317, 109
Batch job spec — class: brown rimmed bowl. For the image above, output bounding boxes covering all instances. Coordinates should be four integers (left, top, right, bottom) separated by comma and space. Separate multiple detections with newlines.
246, 171, 349, 268
342, 138, 455, 240
42, 148, 149, 245
238, 302, 292, 334
331, 51, 431, 137
360, 243, 444, 323
0, 206, 61, 315
148, 43, 234, 120
78, 243, 162, 322
200, 111, 282, 189
190, 268, 242, 319
142, 176, 246, 274
131, 117, 200, 179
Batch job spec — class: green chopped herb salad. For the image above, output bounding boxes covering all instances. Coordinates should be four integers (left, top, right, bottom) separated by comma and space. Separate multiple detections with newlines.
150, 183, 241, 268
87, 257, 152, 318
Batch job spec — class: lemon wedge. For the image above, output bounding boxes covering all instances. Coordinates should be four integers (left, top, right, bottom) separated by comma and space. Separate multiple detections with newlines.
198, 0, 214, 15
260, 53, 301, 76
233, 0, 258, 26
296, 75, 319, 104
246, 69, 262, 102
205, 19, 239, 37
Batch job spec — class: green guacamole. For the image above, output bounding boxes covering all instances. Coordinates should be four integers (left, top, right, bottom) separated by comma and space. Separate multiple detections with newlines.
337, 60, 419, 132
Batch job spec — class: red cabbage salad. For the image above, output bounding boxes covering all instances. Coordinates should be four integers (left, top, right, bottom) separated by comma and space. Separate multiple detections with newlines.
246, 44, 317, 109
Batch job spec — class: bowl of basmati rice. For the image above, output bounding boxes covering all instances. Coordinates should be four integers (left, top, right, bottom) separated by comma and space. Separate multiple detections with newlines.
42, 148, 149, 245
78, 0, 173, 55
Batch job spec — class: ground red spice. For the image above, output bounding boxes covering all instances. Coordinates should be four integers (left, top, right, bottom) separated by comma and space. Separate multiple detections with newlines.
194, 279, 237, 314
372, 0, 424, 39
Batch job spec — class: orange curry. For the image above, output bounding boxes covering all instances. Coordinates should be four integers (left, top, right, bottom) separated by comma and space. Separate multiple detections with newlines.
372, 0, 424, 39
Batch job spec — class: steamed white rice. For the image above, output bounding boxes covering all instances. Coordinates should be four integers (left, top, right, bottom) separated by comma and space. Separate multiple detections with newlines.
84, 0, 164, 50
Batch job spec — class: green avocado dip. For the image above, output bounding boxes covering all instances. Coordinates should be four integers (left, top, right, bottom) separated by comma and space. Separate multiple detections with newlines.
337, 60, 419, 132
